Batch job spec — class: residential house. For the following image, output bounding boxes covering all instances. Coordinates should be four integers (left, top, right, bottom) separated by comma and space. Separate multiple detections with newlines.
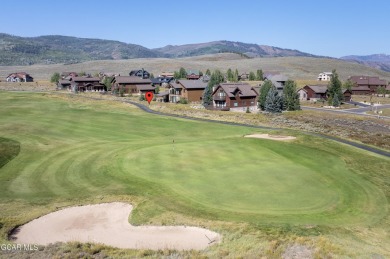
297, 88, 308, 101
71, 77, 106, 92
151, 77, 173, 87
61, 72, 78, 80
238, 72, 249, 81
317, 72, 332, 81
351, 86, 371, 95
342, 89, 352, 102
303, 85, 328, 101
156, 91, 169, 102
129, 69, 150, 79
264, 74, 288, 93
302, 85, 352, 102
349, 75, 388, 93
112, 76, 152, 94
186, 70, 200, 80
168, 79, 207, 103
211, 83, 258, 110
6, 72, 33, 82
159, 72, 174, 78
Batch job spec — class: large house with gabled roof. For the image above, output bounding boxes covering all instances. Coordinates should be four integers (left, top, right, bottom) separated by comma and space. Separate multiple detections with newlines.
168, 79, 207, 103
211, 83, 259, 110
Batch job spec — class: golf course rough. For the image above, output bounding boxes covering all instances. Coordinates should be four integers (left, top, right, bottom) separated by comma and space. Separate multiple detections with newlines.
0, 92, 388, 238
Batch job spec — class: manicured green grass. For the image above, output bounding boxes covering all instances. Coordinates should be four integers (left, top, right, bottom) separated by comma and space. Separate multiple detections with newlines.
0, 92, 389, 257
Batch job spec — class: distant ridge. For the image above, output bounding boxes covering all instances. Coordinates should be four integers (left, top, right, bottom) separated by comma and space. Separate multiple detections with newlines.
0, 33, 322, 66
340, 54, 390, 72
153, 40, 321, 58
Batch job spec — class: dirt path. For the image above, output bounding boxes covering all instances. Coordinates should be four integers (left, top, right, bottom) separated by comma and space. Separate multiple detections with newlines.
12, 202, 220, 250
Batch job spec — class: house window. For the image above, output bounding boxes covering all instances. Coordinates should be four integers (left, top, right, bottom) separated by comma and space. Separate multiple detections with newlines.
234, 102, 238, 107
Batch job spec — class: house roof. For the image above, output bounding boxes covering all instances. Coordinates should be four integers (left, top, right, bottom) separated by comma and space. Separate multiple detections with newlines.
72, 77, 101, 82
136, 84, 156, 91
186, 69, 200, 75
213, 83, 258, 98
169, 79, 207, 89
349, 76, 387, 86
114, 76, 151, 84
157, 91, 169, 97
59, 79, 71, 85
305, 85, 328, 93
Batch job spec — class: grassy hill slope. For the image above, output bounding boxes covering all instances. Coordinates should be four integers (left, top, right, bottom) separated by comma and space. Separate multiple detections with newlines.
1, 53, 390, 82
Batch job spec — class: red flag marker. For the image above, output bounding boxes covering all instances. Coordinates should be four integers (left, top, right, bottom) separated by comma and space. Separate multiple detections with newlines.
145, 91, 154, 104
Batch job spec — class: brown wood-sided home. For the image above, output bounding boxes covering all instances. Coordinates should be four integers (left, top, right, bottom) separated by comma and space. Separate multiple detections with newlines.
212, 83, 258, 110
349, 76, 388, 94
168, 79, 207, 103
302, 85, 352, 102
112, 76, 152, 94
71, 77, 106, 92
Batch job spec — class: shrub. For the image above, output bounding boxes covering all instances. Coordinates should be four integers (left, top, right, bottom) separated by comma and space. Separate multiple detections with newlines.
139, 94, 145, 101
179, 98, 188, 104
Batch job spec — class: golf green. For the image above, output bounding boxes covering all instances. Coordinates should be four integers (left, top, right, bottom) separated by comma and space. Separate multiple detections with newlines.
0, 92, 387, 227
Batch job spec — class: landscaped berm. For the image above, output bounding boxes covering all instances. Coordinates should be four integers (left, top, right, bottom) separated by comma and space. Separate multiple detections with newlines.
0, 92, 389, 258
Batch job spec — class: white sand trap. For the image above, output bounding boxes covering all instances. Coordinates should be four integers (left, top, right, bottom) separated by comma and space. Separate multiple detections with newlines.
245, 133, 296, 141
12, 202, 220, 250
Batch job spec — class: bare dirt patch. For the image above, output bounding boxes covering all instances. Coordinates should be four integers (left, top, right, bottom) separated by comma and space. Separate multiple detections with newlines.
12, 202, 220, 250
244, 133, 296, 141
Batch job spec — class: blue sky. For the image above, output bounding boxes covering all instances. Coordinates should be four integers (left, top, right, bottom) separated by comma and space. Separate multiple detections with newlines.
1, 0, 389, 58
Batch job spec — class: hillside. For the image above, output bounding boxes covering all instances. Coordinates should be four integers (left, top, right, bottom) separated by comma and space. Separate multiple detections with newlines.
0, 33, 161, 66
154, 40, 320, 58
2, 53, 390, 83
0, 34, 325, 66
341, 54, 390, 72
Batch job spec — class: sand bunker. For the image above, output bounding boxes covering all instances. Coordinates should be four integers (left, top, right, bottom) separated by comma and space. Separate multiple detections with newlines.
244, 133, 296, 141
12, 202, 220, 250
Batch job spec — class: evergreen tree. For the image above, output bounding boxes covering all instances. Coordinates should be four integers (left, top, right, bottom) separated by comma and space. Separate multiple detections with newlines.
203, 69, 225, 106
283, 80, 301, 111
327, 69, 343, 105
258, 80, 273, 111
265, 86, 284, 113
173, 71, 180, 79
227, 68, 234, 82
249, 71, 256, 81
233, 69, 239, 82
256, 69, 264, 81
179, 67, 187, 79
205, 69, 211, 76
332, 94, 340, 107
103, 76, 113, 91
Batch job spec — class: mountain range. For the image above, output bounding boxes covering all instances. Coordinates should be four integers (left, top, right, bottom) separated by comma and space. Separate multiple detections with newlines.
0, 33, 389, 72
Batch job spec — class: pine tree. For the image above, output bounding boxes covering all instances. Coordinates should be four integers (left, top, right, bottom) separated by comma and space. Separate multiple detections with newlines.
227, 68, 234, 82
256, 69, 264, 81
179, 67, 187, 79
258, 80, 273, 111
249, 72, 256, 81
233, 69, 239, 82
332, 94, 340, 107
265, 86, 283, 113
283, 80, 301, 111
205, 69, 211, 76
327, 69, 343, 105
202, 69, 225, 106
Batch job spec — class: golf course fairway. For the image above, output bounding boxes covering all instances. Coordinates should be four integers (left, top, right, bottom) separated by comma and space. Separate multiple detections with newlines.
0, 92, 389, 256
